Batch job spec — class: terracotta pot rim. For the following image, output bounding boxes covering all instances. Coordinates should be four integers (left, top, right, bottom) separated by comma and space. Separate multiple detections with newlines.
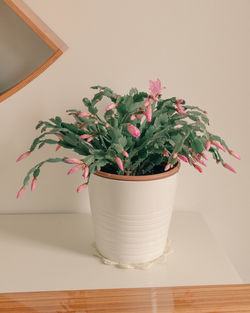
94, 162, 181, 182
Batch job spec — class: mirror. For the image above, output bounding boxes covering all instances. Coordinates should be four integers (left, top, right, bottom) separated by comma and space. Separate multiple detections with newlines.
0, 0, 67, 102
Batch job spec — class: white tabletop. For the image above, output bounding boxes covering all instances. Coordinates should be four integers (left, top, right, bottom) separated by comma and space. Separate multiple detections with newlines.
0, 211, 241, 293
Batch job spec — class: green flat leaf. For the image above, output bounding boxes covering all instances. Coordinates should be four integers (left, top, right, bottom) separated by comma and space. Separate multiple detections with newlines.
129, 88, 138, 96
46, 158, 65, 163
88, 106, 98, 114
191, 138, 204, 154
84, 155, 95, 165
113, 143, 123, 153
82, 97, 91, 107
43, 139, 58, 144
33, 168, 40, 177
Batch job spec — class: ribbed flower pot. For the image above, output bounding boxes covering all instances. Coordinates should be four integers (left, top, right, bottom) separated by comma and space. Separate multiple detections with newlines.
88, 163, 180, 267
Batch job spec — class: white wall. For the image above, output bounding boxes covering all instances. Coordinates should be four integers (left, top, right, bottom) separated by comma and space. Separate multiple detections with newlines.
0, 0, 249, 281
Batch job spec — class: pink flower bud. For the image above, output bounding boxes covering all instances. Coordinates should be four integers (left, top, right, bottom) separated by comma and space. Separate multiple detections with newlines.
87, 136, 94, 143
56, 145, 61, 152
122, 150, 129, 158
94, 120, 99, 125
145, 104, 152, 122
77, 183, 88, 193
144, 98, 152, 107
115, 156, 124, 171
130, 114, 136, 121
16, 186, 25, 199
105, 103, 117, 111
164, 164, 171, 172
67, 164, 83, 175
105, 123, 110, 128
163, 151, 169, 157
211, 141, 226, 152
55, 134, 63, 140
127, 124, 140, 138
229, 150, 241, 160
79, 134, 91, 139
80, 134, 94, 142
31, 177, 37, 192
176, 100, 185, 115
193, 163, 203, 173
135, 114, 143, 119
200, 153, 208, 161
197, 159, 207, 167
178, 155, 188, 163
78, 112, 91, 117
206, 140, 211, 151
65, 158, 83, 165
83, 166, 89, 180
223, 163, 237, 173
176, 99, 184, 105
172, 153, 178, 159
16, 151, 31, 162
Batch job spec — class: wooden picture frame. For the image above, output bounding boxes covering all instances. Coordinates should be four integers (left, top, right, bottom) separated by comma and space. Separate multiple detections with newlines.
0, 0, 68, 102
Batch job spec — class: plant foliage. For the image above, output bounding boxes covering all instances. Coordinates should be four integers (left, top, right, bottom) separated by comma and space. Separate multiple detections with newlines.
16, 79, 240, 197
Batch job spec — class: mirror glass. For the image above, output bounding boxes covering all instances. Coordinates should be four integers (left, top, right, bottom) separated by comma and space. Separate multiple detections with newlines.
0, 0, 54, 94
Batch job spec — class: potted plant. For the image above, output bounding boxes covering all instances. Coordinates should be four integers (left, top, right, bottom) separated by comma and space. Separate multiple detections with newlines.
17, 79, 240, 268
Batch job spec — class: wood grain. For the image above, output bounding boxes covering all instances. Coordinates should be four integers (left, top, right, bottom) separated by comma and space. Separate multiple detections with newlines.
0, 284, 250, 313
0, 0, 68, 102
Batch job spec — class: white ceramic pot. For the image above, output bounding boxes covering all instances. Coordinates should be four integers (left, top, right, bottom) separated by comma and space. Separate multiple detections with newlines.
88, 163, 180, 265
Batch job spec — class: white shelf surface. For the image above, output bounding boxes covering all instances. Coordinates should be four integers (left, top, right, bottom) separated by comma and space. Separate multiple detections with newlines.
0, 211, 241, 293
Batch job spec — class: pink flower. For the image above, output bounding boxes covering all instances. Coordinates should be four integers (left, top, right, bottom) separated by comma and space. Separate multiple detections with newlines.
80, 134, 91, 139
94, 120, 99, 125
127, 124, 140, 138
144, 98, 153, 107
31, 177, 37, 192
197, 159, 207, 167
115, 156, 124, 171
164, 164, 171, 171
178, 155, 188, 163
105, 103, 117, 111
78, 112, 92, 117
163, 151, 169, 157
122, 150, 129, 158
56, 145, 61, 152
80, 134, 94, 142
77, 183, 88, 193
55, 134, 63, 140
206, 140, 211, 151
145, 104, 152, 122
176, 99, 185, 115
135, 114, 143, 119
223, 163, 237, 173
16, 151, 30, 162
193, 164, 203, 173
211, 141, 226, 152
199, 153, 208, 161
172, 153, 178, 159
16, 186, 25, 199
105, 123, 110, 128
67, 164, 83, 175
87, 136, 94, 143
130, 114, 136, 121
83, 166, 89, 180
229, 150, 241, 160
149, 78, 162, 99
65, 158, 83, 165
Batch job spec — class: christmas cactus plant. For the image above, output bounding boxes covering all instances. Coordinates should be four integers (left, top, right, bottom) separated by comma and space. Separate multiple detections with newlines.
16, 79, 240, 198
